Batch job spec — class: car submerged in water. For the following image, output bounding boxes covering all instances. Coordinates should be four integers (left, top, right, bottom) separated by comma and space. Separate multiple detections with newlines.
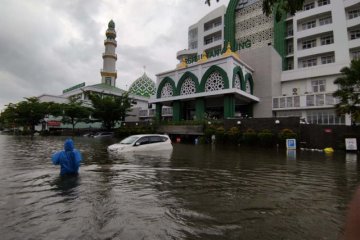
107, 134, 172, 153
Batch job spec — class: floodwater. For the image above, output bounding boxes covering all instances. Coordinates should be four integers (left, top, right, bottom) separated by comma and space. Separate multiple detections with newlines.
0, 135, 359, 240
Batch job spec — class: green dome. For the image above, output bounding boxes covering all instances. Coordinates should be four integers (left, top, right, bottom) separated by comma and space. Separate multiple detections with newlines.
108, 20, 115, 29
128, 73, 156, 98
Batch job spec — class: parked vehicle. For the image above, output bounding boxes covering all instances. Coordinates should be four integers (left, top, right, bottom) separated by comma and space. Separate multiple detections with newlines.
107, 134, 172, 153
93, 132, 114, 138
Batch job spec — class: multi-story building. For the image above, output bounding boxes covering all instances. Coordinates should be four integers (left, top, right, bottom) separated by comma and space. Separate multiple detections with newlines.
176, 6, 226, 63
273, 0, 360, 125
153, 0, 360, 125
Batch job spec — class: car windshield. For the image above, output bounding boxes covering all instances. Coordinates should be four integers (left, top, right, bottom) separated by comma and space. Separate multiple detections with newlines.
120, 136, 140, 144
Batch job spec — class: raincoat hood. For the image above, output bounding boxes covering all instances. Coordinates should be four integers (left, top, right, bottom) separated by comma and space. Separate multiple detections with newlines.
64, 139, 74, 151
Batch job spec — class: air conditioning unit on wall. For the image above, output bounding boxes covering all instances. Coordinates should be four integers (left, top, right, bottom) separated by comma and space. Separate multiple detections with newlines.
292, 88, 299, 95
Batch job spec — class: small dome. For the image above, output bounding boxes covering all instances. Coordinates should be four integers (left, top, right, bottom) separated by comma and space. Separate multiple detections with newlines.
128, 73, 156, 98
108, 20, 115, 29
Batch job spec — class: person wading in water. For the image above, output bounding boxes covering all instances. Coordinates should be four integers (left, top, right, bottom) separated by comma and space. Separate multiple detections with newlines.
51, 139, 82, 176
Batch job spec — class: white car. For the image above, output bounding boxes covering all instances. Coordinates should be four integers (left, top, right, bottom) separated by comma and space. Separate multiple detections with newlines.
107, 134, 173, 153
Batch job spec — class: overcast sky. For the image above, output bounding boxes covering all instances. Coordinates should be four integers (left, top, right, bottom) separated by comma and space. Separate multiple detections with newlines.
0, 0, 230, 110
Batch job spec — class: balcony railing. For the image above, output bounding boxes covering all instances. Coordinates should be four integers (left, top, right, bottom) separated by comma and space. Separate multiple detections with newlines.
139, 109, 157, 118
273, 92, 339, 109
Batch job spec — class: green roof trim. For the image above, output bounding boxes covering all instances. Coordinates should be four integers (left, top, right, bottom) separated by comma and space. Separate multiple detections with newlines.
128, 73, 156, 98
224, 0, 240, 52
88, 83, 125, 94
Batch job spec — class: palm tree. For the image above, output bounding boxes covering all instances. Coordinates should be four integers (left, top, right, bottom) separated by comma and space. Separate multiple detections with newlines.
333, 59, 360, 124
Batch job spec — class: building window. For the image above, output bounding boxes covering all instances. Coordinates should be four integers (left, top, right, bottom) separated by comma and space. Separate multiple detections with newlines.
205, 71, 224, 92
320, 35, 334, 45
316, 94, 325, 106
161, 82, 174, 98
287, 59, 294, 70
189, 41, 198, 49
204, 31, 222, 45
287, 43, 293, 54
301, 58, 317, 68
350, 30, 360, 40
280, 97, 286, 108
319, 16, 332, 26
349, 9, 360, 19
302, 39, 316, 49
303, 2, 315, 10
318, 0, 330, 7
325, 93, 334, 105
306, 95, 315, 106
306, 110, 345, 125
286, 97, 293, 108
180, 77, 196, 95
273, 98, 279, 108
294, 96, 300, 107
302, 20, 316, 30
188, 28, 198, 40
287, 25, 294, 37
204, 17, 222, 31
351, 50, 360, 60
312, 79, 326, 93
321, 55, 334, 64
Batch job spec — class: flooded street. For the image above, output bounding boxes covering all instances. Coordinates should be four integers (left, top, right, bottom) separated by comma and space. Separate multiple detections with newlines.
0, 134, 359, 239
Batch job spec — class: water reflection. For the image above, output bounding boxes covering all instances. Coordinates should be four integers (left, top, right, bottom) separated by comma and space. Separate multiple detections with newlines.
50, 175, 80, 196
286, 149, 297, 160
0, 135, 359, 239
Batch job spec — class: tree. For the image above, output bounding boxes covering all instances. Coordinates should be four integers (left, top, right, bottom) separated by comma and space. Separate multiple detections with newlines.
333, 59, 360, 124
205, 0, 305, 21
88, 92, 132, 130
205, 0, 219, 6
62, 101, 91, 132
0, 97, 51, 134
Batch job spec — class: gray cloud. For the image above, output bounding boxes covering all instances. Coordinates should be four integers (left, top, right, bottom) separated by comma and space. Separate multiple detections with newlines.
0, 0, 229, 110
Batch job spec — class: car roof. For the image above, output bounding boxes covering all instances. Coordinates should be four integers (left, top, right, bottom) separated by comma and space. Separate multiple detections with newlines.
128, 134, 169, 138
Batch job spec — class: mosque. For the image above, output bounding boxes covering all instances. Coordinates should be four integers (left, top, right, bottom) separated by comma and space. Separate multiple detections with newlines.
38, 20, 157, 128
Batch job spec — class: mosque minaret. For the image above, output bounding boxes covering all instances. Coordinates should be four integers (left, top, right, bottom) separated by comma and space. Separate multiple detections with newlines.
101, 20, 117, 87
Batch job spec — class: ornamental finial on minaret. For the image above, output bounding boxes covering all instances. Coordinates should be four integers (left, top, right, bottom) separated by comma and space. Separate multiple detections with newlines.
106, 20, 116, 40
108, 19, 115, 29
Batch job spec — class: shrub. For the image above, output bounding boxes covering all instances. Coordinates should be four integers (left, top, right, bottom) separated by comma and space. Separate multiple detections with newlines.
227, 127, 241, 143
257, 129, 275, 147
243, 128, 257, 145
215, 126, 225, 143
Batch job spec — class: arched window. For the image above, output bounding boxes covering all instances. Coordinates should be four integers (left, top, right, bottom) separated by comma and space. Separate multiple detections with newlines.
157, 77, 176, 98
180, 77, 196, 95
244, 73, 254, 95
205, 71, 224, 92
161, 82, 174, 98
177, 72, 199, 95
200, 65, 229, 92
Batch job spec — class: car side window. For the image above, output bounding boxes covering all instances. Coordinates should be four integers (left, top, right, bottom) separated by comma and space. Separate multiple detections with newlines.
149, 136, 162, 143
160, 136, 168, 142
136, 137, 149, 145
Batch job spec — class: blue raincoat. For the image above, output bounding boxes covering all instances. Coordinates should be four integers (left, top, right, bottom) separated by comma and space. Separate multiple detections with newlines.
52, 139, 82, 175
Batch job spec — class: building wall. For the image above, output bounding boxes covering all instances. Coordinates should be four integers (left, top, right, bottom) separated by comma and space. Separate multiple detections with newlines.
235, 0, 274, 50
240, 46, 282, 118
